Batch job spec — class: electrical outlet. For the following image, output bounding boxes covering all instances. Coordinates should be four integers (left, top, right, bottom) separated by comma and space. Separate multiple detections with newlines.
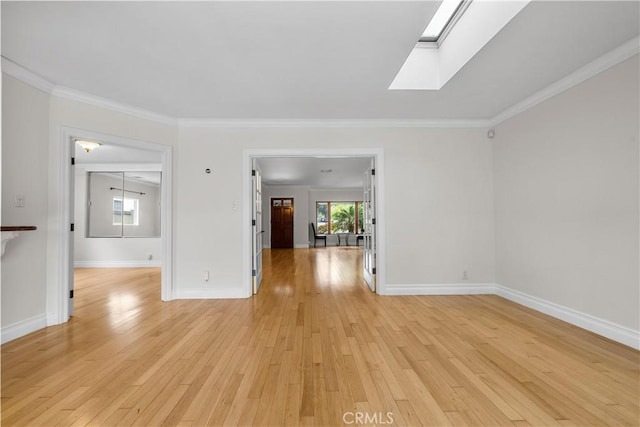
463, 270, 468, 281
203, 270, 210, 282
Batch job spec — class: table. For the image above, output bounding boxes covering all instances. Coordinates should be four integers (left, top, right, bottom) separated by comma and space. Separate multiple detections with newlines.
336, 233, 350, 246
336, 233, 364, 246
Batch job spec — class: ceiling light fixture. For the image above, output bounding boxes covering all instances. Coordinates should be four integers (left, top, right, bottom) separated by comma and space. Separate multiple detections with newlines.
75, 140, 102, 153
320, 169, 332, 173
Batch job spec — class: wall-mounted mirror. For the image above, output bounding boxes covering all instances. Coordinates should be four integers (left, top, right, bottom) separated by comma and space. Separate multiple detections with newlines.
87, 171, 161, 238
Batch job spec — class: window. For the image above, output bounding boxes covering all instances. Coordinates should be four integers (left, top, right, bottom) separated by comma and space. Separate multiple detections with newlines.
316, 202, 364, 234
420, 0, 470, 44
113, 197, 139, 226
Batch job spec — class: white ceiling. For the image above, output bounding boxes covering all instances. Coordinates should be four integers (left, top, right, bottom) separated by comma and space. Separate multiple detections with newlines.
257, 157, 372, 188
2, 1, 638, 121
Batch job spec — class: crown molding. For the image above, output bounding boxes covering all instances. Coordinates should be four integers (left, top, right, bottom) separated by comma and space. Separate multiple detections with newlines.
51, 86, 177, 126
177, 118, 489, 129
489, 36, 640, 128
4, 36, 638, 131
1, 56, 55, 93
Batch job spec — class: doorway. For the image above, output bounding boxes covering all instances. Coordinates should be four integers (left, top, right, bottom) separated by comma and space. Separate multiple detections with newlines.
271, 198, 294, 248
242, 148, 385, 298
55, 127, 173, 325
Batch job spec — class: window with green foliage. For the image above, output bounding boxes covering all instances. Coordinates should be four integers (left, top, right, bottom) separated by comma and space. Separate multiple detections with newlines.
316, 202, 363, 234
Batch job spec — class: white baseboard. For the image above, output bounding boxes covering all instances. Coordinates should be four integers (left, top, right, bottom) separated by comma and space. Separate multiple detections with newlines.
384, 283, 495, 296
495, 285, 640, 350
74, 260, 161, 268
173, 287, 249, 299
47, 313, 61, 327
1, 313, 47, 344
384, 282, 639, 349
4, 283, 636, 350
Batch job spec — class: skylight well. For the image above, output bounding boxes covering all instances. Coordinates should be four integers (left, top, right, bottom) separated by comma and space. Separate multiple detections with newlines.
391, 0, 529, 90
420, 0, 470, 44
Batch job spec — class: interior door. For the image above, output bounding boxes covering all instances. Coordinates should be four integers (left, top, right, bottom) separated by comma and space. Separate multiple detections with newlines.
69, 142, 76, 315
252, 163, 264, 294
363, 159, 376, 292
271, 198, 294, 248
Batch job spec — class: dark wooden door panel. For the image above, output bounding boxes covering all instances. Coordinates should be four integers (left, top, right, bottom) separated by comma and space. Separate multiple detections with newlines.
271, 198, 294, 248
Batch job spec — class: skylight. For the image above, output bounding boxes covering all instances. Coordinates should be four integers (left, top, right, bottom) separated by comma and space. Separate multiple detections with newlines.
421, 0, 468, 43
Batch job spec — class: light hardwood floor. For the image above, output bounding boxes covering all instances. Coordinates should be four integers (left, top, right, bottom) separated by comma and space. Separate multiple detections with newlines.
2, 247, 638, 426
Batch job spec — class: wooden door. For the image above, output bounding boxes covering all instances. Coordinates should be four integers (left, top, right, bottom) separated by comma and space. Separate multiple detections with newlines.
271, 198, 294, 248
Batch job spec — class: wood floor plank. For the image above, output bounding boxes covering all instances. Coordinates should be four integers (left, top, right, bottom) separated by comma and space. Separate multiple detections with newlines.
1, 249, 638, 426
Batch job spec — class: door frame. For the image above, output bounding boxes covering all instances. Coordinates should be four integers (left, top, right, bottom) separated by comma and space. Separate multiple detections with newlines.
252, 160, 263, 293
242, 148, 385, 297
54, 127, 173, 325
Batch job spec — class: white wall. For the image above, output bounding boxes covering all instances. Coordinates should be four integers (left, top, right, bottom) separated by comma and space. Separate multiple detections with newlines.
1, 75, 51, 336
1, 74, 176, 337
494, 56, 639, 331
262, 185, 310, 248
3, 51, 637, 347
176, 127, 495, 296
74, 168, 161, 267
46, 94, 178, 323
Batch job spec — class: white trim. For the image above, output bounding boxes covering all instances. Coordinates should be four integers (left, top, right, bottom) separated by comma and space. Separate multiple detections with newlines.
52, 86, 176, 126
173, 287, 247, 299
1, 56, 55, 93
383, 283, 495, 296
383, 282, 639, 349
54, 127, 173, 326
490, 36, 640, 127
178, 118, 488, 129
160, 148, 173, 301
75, 163, 162, 172
1, 313, 48, 344
4, 37, 639, 131
74, 261, 161, 268
294, 244, 310, 249
1, 58, 175, 126
4, 38, 638, 131
243, 147, 386, 297
495, 285, 640, 350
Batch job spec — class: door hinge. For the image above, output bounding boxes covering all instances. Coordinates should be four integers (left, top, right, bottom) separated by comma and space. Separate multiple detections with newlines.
70, 223, 75, 232
372, 268, 376, 275
69, 290, 74, 299
371, 168, 375, 175
71, 157, 75, 165
252, 269, 256, 277
252, 169, 256, 177
372, 218, 376, 225
252, 219, 256, 226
